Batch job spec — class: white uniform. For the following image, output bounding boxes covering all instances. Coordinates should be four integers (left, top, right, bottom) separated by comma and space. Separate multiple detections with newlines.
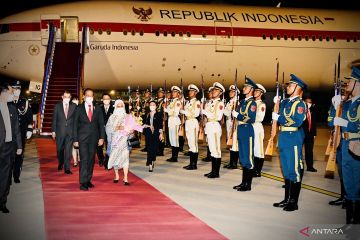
165, 98, 181, 147
253, 99, 266, 158
224, 97, 239, 152
184, 98, 201, 153
204, 98, 224, 158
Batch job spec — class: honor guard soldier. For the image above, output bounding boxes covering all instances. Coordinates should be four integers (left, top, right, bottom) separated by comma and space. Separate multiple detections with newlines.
203, 82, 225, 178
272, 74, 307, 211
232, 78, 257, 191
181, 84, 201, 170
201, 86, 214, 162
156, 87, 165, 156
141, 89, 151, 151
11, 81, 33, 183
131, 89, 142, 148
223, 85, 240, 169
253, 84, 267, 177
332, 67, 360, 224
165, 86, 182, 162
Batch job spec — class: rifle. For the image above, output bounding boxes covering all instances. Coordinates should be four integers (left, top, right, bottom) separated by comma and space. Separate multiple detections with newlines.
198, 74, 205, 142
135, 85, 140, 117
179, 78, 185, 137
282, 71, 286, 99
128, 85, 132, 112
220, 78, 226, 125
150, 83, 153, 101
265, 62, 280, 156
162, 80, 168, 144
325, 64, 338, 156
325, 53, 344, 179
226, 69, 238, 146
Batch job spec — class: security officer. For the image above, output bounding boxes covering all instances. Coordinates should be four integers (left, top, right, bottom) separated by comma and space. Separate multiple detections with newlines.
141, 89, 151, 152
203, 82, 225, 178
253, 84, 267, 177
223, 85, 240, 169
232, 78, 257, 191
11, 81, 33, 183
201, 86, 214, 162
165, 86, 182, 162
182, 84, 201, 170
156, 88, 165, 156
272, 74, 307, 212
332, 67, 360, 224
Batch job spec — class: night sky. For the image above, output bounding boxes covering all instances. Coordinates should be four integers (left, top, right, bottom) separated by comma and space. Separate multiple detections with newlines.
1, 0, 360, 19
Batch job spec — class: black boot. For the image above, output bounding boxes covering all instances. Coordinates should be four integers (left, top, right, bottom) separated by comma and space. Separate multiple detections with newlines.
283, 181, 301, 211
273, 180, 290, 207
202, 147, 211, 162
167, 147, 178, 162
204, 157, 214, 177
237, 168, 253, 191
224, 151, 233, 168
183, 152, 193, 169
179, 136, 184, 152
329, 179, 346, 207
233, 168, 246, 189
187, 152, 198, 170
228, 151, 238, 169
253, 157, 260, 177
208, 158, 220, 178
258, 158, 264, 176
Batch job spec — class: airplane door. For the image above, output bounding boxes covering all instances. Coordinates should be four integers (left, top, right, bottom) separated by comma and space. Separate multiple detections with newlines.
40, 14, 60, 46
214, 21, 233, 52
60, 17, 79, 42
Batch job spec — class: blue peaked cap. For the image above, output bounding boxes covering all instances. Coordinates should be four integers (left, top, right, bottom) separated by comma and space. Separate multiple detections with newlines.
290, 74, 307, 90
345, 67, 360, 82
244, 77, 257, 88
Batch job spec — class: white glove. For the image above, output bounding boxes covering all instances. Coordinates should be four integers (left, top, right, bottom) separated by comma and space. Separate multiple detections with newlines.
26, 131, 32, 139
129, 105, 132, 110
334, 117, 348, 127
164, 108, 168, 113
179, 109, 185, 114
164, 98, 167, 103
16, 149, 22, 155
232, 110, 239, 118
272, 112, 280, 121
273, 96, 281, 104
332, 95, 342, 110
201, 97, 206, 103
136, 106, 140, 110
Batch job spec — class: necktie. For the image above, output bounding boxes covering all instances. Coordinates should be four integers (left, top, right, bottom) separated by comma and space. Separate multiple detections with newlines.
64, 104, 69, 119
88, 105, 92, 121
307, 110, 311, 131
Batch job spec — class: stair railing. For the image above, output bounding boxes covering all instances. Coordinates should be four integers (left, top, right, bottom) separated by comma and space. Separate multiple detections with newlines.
78, 25, 88, 98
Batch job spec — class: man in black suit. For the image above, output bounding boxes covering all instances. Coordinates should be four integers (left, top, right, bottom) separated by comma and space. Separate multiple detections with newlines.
52, 90, 77, 174
0, 82, 22, 213
302, 96, 317, 172
96, 93, 113, 169
73, 88, 105, 191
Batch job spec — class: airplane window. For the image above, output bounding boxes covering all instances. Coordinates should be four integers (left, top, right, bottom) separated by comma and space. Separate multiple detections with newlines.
326, 36, 330, 42
106, 28, 111, 35
155, 31, 160, 36
291, 35, 295, 41
269, 35, 273, 40
179, 31, 183, 37
305, 36, 309, 41
171, 31, 176, 37
346, 37, 350, 42
319, 36, 323, 41
186, 31, 191, 37
98, 28, 103, 35
123, 29, 128, 35
202, 32, 207, 38
0, 24, 10, 34
89, 28, 94, 35
276, 35, 280, 40
284, 35, 288, 40
354, 37, 358, 42
140, 30, 144, 36
262, 34, 266, 40
131, 29, 136, 36
163, 31, 168, 37
312, 36, 316, 41
333, 37, 336, 42
298, 36, 302, 41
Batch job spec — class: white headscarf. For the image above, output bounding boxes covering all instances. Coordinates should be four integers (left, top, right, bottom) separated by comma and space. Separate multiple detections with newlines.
113, 99, 126, 116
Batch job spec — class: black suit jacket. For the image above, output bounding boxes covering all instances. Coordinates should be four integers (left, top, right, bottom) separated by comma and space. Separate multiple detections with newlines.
73, 103, 105, 143
0, 103, 22, 149
100, 104, 114, 125
51, 101, 77, 137
302, 107, 317, 137
143, 111, 163, 135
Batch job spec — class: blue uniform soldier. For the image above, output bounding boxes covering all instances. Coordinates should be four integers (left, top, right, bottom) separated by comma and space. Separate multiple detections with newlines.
332, 67, 360, 224
272, 74, 307, 211
232, 77, 257, 192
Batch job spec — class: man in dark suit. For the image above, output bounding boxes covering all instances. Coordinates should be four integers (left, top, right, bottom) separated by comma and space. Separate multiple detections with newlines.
0, 82, 22, 213
96, 93, 113, 169
73, 88, 105, 191
302, 96, 317, 172
52, 90, 77, 174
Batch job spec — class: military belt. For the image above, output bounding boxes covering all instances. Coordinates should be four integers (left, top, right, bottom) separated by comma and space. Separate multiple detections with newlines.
342, 132, 360, 140
280, 127, 298, 132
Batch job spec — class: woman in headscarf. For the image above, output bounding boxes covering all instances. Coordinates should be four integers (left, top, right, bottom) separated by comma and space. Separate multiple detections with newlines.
106, 99, 132, 185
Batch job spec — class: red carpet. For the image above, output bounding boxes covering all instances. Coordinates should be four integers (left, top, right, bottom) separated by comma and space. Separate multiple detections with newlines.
36, 139, 227, 240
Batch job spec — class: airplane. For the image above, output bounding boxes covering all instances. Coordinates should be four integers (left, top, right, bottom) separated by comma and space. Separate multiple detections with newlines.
0, 1, 360, 90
